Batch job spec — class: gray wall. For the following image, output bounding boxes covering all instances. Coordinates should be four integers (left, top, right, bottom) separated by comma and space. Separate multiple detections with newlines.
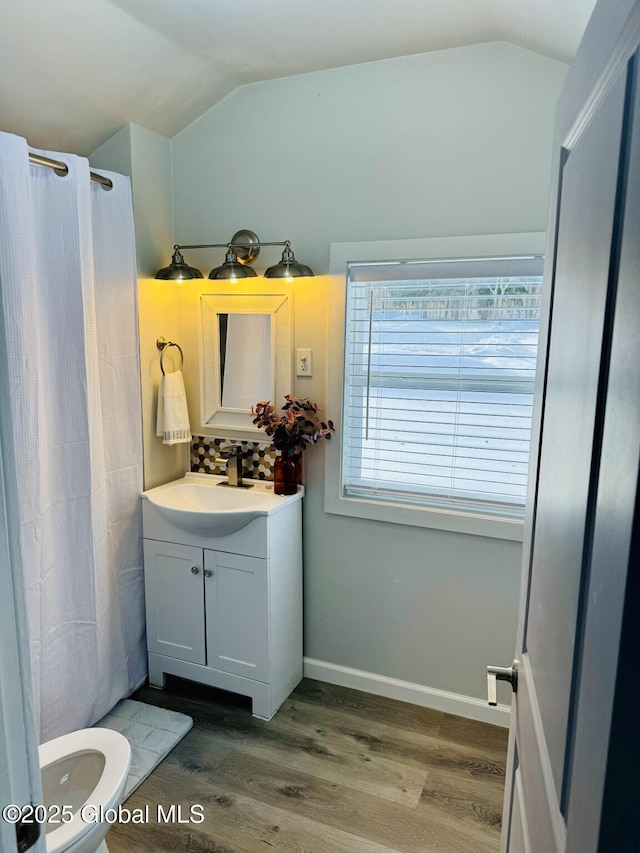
170, 43, 566, 701
91, 124, 189, 489
91, 123, 175, 278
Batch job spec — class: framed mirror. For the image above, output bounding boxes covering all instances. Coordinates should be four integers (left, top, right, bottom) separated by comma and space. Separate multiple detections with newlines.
200, 292, 292, 439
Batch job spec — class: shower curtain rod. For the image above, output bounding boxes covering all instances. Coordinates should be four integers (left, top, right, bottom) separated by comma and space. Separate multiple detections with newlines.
28, 151, 114, 190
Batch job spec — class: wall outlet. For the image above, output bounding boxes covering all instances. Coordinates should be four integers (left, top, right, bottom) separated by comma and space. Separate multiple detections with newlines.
296, 348, 313, 377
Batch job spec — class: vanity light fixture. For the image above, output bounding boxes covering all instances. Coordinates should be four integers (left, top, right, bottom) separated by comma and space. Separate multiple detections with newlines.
208, 245, 258, 281
264, 243, 314, 279
155, 229, 314, 281
155, 247, 204, 280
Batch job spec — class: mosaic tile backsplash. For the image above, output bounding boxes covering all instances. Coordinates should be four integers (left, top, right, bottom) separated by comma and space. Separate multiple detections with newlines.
191, 436, 278, 481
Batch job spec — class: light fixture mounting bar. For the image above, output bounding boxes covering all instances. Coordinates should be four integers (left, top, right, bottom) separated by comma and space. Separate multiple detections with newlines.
232, 241, 289, 248
174, 240, 288, 250
173, 242, 229, 250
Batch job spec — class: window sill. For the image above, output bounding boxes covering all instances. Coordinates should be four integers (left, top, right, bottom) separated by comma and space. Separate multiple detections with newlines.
324, 491, 524, 541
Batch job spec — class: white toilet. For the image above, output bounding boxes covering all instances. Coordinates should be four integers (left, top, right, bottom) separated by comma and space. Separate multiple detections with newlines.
39, 728, 131, 853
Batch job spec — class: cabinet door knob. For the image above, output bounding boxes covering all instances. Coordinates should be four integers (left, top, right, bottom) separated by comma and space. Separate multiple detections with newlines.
204, 569, 213, 578
191, 566, 200, 575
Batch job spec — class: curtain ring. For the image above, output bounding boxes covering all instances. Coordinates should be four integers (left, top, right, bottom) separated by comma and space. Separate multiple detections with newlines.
157, 337, 184, 375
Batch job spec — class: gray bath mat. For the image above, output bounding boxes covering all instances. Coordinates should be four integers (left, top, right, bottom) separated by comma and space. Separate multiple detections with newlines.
94, 699, 193, 798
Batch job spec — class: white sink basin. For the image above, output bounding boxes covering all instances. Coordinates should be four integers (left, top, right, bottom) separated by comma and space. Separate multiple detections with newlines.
141, 473, 302, 537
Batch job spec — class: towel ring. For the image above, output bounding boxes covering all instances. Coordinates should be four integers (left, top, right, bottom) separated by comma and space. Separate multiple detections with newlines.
157, 337, 184, 375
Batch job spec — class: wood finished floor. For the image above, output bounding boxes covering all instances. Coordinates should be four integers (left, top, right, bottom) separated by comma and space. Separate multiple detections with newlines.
107, 677, 508, 853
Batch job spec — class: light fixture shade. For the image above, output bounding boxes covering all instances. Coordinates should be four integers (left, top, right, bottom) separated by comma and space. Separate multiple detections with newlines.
155, 248, 203, 280
264, 244, 314, 279
208, 247, 258, 280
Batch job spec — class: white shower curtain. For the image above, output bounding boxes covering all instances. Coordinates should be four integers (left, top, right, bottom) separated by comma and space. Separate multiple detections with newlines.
0, 132, 146, 742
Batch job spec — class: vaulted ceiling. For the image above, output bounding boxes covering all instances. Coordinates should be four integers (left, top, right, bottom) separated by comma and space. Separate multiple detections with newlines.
0, 0, 597, 156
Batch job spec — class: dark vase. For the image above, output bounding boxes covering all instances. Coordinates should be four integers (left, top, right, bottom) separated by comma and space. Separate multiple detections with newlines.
274, 452, 301, 496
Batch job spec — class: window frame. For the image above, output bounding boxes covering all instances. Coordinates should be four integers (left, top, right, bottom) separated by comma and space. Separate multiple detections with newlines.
325, 233, 546, 541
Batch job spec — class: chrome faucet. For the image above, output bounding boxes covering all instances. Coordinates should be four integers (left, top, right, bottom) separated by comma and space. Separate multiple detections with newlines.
214, 447, 250, 488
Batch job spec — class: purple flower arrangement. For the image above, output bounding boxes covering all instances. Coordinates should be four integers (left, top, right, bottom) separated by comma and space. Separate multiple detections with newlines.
252, 395, 335, 458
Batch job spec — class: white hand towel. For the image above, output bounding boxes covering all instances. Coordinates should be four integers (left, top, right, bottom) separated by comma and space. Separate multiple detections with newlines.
156, 370, 191, 445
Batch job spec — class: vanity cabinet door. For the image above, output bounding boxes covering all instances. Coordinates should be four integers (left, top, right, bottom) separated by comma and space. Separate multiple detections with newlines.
143, 540, 205, 665
204, 550, 269, 682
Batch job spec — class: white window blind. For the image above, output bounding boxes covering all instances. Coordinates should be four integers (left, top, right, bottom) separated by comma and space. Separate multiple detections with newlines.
342, 256, 543, 516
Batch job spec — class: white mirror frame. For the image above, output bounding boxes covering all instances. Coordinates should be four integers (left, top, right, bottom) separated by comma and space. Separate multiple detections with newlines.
200, 292, 292, 440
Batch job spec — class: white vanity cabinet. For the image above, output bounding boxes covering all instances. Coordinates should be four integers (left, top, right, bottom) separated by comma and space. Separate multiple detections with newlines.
142, 484, 303, 720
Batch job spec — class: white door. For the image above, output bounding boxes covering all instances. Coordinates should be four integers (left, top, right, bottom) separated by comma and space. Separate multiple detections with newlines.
204, 550, 269, 682
498, 3, 640, 850
143, 540, 206, 664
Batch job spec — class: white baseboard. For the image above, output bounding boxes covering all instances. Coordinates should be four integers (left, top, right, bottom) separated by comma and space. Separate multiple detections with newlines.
303, 657, 511, 727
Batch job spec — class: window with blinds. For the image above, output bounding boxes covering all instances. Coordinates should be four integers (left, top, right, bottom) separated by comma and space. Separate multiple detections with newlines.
342, 256, 543, 516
